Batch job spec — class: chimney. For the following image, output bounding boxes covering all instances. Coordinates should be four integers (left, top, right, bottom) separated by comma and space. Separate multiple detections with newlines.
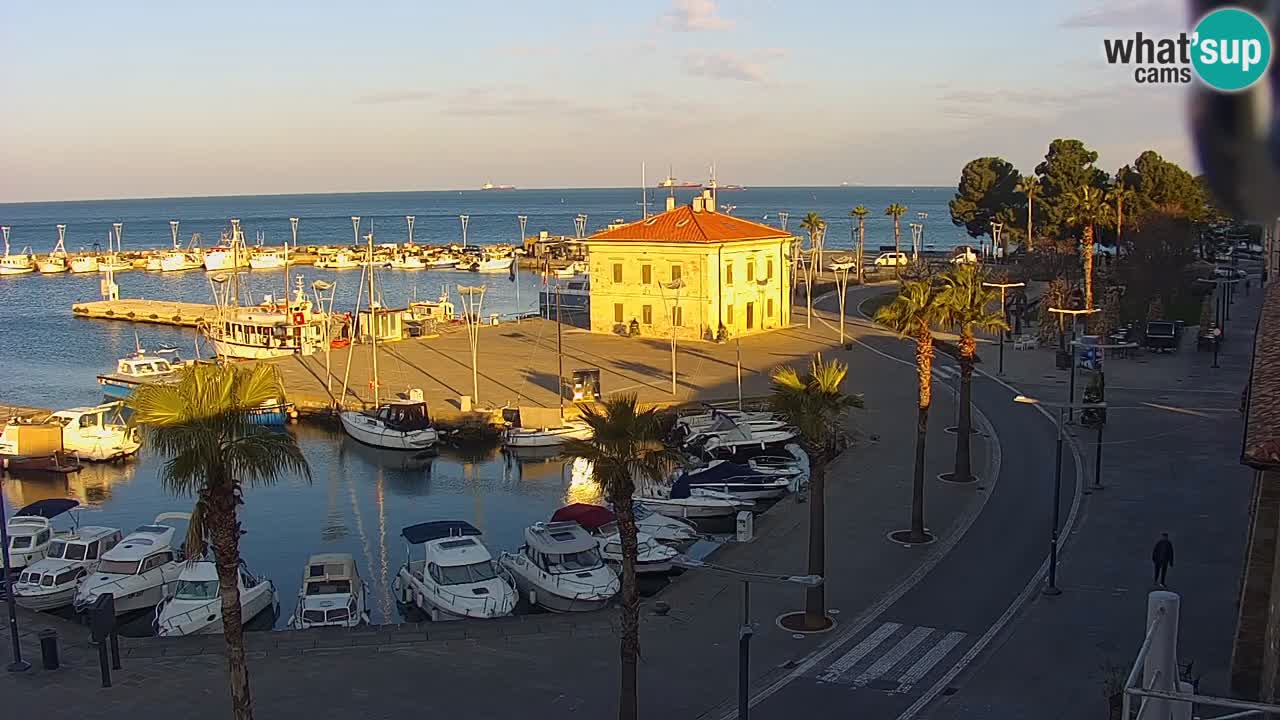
665, 196, 676, 212
692, 196, 705, 213
702, 189, 716, 212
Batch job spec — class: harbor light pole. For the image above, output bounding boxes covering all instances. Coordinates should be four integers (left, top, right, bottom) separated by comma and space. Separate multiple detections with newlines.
574, 214, 588, 240
1013, 395, 1105, 595
982, 281, 1025, 375
1, 227, 8, 255
459, 214, 470, 248
778, 211, 789, 233
829, 257, 856, 348
458, 284, 488, 406
671, 557, 821, 720
990, 221, 1004, 262
0, 479, 29, 672
659, 278, 686, 396
351, 216, 360, 247
516, 214, 528, 320
917, 212, 928, 256
405, 215, 415, 246
909, 222, 923, 263
169, 220, 179, 250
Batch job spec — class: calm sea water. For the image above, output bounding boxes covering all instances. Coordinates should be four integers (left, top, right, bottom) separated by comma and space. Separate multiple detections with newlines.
0, 187, 954, 628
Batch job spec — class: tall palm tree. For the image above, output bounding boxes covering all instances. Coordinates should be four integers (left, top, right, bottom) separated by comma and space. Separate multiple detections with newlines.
800, 211, 827, 274
850, 205, 870, 283
562, 395, 680, 720
884, 203, 908, 255
129, 364, 310, 720
875, 279, 945, 543
1063, 185, 1114, 310
1108, 178, 1135, 250
1015, 175, 1038, 250
936, 266, 1008, 484
769, 356, 863, 629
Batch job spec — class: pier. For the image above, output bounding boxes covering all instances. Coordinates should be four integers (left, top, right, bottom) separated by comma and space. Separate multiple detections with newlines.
71, 299, 221, 327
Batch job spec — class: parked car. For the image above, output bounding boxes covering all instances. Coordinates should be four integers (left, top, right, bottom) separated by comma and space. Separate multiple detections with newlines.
874, 252, 909, 267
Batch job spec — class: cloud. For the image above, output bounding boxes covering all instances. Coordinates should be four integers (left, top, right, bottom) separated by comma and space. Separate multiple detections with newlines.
660, 0, 733, 32
936, 85, 1134, 122
1059, 0, 1185, 29
355, 89, 435, 105
681, 49, 784, 84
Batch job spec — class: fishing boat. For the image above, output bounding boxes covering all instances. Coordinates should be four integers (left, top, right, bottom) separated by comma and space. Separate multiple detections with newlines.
96, 347, 185, 400
48, 401, 142, 461
154, 559, 277, 637
203, 220, 250, 271
393, 521, 517, 621
204, 274, 329, 360
455, 252, 513, 272
287, 553, 370, 629
388, 252, 426, 270
340, 390, 438, 450
69, 253, 100, 273
249, 237, 288, 270
498, 521, 619, 613
553, 261, 587, 278
1, 500, 80, 575
36, 225, 69, 273
0, 229, 35, 275
13, 526, 123, 611
73, 512, 190, 616
160, 231, 204, 272
314, 249, 360, 269
426, 252, 460, 268
407, 288, 455, 323
596, 531, 678, 575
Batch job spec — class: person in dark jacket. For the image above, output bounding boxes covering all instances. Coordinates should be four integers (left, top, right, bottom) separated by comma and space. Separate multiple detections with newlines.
1152, 533, 1175, 587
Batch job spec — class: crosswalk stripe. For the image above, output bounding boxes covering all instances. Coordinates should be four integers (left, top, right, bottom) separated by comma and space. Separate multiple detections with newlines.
816, 622, 901, 683
894, 631, 966, 693
851, 626, 935, 687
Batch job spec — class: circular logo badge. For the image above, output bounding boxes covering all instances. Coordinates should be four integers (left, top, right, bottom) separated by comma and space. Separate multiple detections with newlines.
1192, 7, 1273, 91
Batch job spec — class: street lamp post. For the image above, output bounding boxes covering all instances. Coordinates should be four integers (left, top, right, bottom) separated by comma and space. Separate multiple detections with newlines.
778, 211, 789, 233
1047, 306, 1100, 422
909, 222, 923, 263
405, 215, 415, 246
312, 280, 337, 401
516, 215, 528, 320
1014, 395, 1106, 595
829, 258, 856, 348
917, 212, 928, 254
990, 222, 1004, 263
1, 479, 30, 672
1195, 275, 1241, 369
671, 556, 822, 720
1070, 339, 1138, 492
983, 281, 1026, 375
659, 278, 686, 396
458, 284, 487, 406
459, 214, 470, 248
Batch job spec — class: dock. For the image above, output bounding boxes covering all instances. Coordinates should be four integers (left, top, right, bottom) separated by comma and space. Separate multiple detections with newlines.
72, 299, 221, 327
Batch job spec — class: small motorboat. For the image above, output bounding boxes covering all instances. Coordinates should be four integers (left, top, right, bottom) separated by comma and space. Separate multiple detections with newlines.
499, 521, 619, 612
154, 559, 277, 637
504, 420, 591, 448
388, 253, 426, 270
48, 402, 141, 461
339, 390, 438, 451
74, 512, 190, 616
248, 248, 287, 270
13, 526, 124, 611
288, 553, 370, 629
1, 499, 80, 574
550, 502, 698, 546
96, 348, 184, 400
677, 460, 793, 501
596, 531, 678, 575
393, 521, 516, 621
638, 478, 754, 520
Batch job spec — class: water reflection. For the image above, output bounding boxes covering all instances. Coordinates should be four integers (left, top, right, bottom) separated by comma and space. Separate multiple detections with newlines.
2, 459, 139, 508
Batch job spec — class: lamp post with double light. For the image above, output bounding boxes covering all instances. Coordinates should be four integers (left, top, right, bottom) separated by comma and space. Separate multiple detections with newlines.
458, 284, 487, 406
658, 278, 686, 396
1013, 395, 1106, 595
990, 221, 1004, 263
829, 257, 856, 349
1070, 339, 1137, 492
1047, 305, 1100, 422
983, 281, 1025, 375
671, 556, 822, 720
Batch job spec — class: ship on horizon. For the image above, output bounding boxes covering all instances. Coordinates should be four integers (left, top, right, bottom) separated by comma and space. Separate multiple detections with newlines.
481, 182, 516, 191
657, 175, 702, 190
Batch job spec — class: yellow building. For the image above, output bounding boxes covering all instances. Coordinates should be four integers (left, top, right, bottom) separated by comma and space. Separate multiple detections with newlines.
584, 192, 793, 341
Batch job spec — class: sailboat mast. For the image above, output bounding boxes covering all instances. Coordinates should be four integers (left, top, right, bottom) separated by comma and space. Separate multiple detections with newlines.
367, 225, 379, 407
288, 217, 299, 310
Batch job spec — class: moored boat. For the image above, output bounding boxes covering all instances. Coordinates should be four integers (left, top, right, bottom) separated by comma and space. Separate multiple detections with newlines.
13, 526, 124, 611
498, 521, 619, 612
288, 553, 370, 629
37, 225, 69, 273
73, 512, 190, 616
393, 521, 516, 621
0, 230, 35, 275
47, 402, 141, 461
340, 390, 438, 450
1, 499, 80, 575
154, 559, 277, 637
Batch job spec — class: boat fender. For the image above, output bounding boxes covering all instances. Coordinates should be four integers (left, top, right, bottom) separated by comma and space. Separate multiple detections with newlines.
528, 590, 537, 606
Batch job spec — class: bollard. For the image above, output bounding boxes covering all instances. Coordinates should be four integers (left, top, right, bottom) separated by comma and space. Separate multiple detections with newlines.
109, 632, 121, 670
38, 629, 59, 670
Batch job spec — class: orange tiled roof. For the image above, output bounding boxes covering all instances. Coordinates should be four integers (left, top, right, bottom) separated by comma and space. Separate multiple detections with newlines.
587, 204, 791, 244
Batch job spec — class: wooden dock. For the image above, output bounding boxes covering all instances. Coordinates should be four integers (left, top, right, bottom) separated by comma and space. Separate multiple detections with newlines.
71, 299, 221, 327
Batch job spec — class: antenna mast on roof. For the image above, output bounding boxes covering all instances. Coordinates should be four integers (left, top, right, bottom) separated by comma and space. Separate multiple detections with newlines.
641, 162, 650, 219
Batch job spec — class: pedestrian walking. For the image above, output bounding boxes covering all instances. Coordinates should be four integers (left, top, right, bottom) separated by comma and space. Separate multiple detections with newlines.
1152, 532, 1175, 587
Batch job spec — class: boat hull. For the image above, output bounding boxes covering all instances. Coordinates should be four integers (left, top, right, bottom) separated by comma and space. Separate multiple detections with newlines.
248, 256, 286, 270
69, 258, 100, 273
504, 424, 591, 447
14, 585, 77, 612
340, 412, 438, 450
156, 585, 276, 637
0, 265, 35, 275
208, 336, 305, 360
639, 498, 741, 519
37, 260, 68, 274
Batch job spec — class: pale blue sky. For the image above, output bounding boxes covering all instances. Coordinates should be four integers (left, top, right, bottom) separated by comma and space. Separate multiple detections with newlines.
1, 0, 1194, 201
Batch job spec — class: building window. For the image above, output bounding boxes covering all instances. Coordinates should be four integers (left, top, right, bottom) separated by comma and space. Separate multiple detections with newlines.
746, 302, 755, 330
671, 305, 683, 327
725, 262, 734, 285
642, 305, 652, 324
642, 264, 652, 285
670, 264, 682, 283
614, 303, 624, 323
746, 260, 755, 282
612, 263, 623, 283
767, 298, 774, 317
766, 258, 774, 280
726, 304, 734, 325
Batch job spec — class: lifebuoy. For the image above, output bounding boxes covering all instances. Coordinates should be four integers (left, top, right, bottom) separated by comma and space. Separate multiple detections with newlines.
292, 311, 306, 325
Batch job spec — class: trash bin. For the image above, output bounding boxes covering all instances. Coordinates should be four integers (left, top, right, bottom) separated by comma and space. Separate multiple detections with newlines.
39, 628, 59, 670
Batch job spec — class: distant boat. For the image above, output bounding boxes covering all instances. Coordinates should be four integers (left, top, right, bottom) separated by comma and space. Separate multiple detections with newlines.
657, 175, 701, 189
718, 184, 747, 191
481, 182, 516, 191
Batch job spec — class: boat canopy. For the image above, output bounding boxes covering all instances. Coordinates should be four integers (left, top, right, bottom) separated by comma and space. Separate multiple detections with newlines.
683, 461, 771, 485
375, 401, 432, 432
401, 520, 481, 545
13, 498, 79, 519
525, 521, 598, 554
550, 503, 615, 531
305, 553, 357, 584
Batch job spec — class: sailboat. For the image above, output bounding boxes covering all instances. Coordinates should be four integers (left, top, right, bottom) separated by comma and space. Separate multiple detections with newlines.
339, 228, 438, 451
37, 225, 70, 273
0, 227, 36, 275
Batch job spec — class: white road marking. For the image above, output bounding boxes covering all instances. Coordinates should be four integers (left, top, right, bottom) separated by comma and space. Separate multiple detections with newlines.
815, 622, 901, 684
894, 631, 967, 693
851, 626, 934, 687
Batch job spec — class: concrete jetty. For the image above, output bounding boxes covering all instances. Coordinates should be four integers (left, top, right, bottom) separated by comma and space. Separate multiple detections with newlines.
71, 299, 221, 327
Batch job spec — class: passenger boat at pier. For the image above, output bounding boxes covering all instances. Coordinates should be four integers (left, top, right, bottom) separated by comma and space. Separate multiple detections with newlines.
204, 274, 330, 360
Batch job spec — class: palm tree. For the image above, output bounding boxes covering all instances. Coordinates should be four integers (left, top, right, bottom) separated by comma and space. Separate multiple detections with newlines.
1063, 185, 1114, 310
562, 395, 680, 720
800, 211, 827, 274
1108, 178, 1135, 250
129, 364, 310, 720
1015, 175, 1038, 250
936, 266, 1008, 484
875, 279, 945, 543
769, 356, 863, 629
884, 203, 908, 255
850, 205, 870, 283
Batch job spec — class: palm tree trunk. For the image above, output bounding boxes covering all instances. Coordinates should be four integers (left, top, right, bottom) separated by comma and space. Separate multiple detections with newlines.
857, 222, 865, 284
952, 331, 976, 482
1082, 224, 1095, 310
804, 453, 826, 627
1027, 196, 1034, 250
614, 498, 641, 720
911, 330, 934, 542
1116, 201, 1124, 248
210, 482, 252, 720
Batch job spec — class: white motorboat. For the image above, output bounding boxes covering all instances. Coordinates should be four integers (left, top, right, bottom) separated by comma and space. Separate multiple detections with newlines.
504, 419, 591, 448
69, 254, 100, 273
154, 559, 277, 637
74, 512, 190, 616
13, 526, 123, 611
97, 348, 185, 400
499, 521, 619, 612
340, 390, 438, 450
288, 553, 370, 629
47, 401, 141, 461
314, 250, 360, 269
204, 222, 250, 271
596, 531, 677, 574
1, 499, 80, 574
393, 521, 516, 621
553, 262, 587, 278
37, 228, 69, 273
676, 460, 792, 501
682, 418, 790, 449
637, 482, 753, 520
388, 253, 426, 270
551, 502, 698, 546
455, 254, 513, 272
684, 417, 798, 461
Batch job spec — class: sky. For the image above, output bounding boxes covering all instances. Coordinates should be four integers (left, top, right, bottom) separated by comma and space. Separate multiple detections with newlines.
1, 0, 1197, 202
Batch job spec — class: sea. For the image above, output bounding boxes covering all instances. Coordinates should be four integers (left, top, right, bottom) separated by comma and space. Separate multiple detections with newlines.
0, 186, 958, 629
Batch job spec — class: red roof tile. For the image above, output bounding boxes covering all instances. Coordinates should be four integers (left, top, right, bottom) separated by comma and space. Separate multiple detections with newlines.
587, 204, 791, 244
